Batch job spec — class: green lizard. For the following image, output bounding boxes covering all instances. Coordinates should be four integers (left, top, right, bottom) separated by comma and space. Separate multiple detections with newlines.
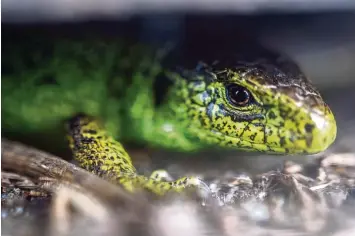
2, 36, 337, 195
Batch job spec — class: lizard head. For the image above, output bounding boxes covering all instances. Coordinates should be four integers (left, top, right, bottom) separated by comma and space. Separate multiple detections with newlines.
165, 48, 337, 154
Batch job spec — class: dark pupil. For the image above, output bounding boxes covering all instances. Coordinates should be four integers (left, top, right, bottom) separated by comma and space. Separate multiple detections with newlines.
227, 84, 250, 106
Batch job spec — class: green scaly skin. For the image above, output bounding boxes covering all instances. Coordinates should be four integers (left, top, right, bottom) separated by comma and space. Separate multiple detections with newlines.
2, 38, 337, 195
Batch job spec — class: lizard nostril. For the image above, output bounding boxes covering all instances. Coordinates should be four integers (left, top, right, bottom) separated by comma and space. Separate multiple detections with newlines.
304, 123, 314, 134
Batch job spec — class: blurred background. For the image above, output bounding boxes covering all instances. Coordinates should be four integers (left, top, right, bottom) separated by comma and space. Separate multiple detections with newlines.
2, 0, 355, 88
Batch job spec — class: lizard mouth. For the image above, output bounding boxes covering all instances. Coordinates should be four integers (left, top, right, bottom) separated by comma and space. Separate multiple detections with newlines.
213, 104, 337, 155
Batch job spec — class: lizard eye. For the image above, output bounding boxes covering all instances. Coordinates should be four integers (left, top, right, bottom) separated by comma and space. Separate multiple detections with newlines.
226, 84, 252, 106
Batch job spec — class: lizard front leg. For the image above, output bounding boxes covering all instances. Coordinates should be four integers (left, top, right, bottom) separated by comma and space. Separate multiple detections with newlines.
66, 114, 208, 196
